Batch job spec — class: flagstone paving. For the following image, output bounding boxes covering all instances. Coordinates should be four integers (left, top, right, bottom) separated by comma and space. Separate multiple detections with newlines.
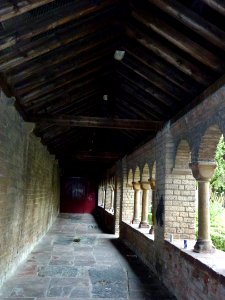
0, 214, 176, 300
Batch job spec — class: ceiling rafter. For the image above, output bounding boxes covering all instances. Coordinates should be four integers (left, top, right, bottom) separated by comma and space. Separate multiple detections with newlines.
0, 18, 116, 72
117, 70, 178, 112
21, 65, 111, 103
9, 34, 119, 84
115, 97, 152, 120
0, 0, 117, 51
201, 0, 225, 16
14, 50, 113, 94
120, 57, 186, 102
0, 0, 55, 22
123, 44, 201, 95
147, 0, 225, 50
28, 116, 163, 131
131, 8, 224, 72
126, 25, 215, 86
0, 0, 224, 171
115, 91, 161, 120
23, 75, 106, 110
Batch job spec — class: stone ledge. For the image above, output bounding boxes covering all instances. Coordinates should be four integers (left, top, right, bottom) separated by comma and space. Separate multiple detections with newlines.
165, 239, 225, 285
122, 222, 225, 286
121, 221, 154, 242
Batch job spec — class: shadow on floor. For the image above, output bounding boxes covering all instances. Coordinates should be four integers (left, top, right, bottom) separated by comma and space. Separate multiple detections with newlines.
93, 213, 176, 300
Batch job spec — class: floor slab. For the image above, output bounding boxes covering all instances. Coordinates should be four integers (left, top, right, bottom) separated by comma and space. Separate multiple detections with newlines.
0, 214, 176, 300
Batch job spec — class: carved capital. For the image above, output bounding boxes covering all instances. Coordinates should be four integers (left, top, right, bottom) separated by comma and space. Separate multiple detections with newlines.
149, 179, 156, 190
189, 161, 216, 182
140, 181, 151, 191
132, 182, 141, 191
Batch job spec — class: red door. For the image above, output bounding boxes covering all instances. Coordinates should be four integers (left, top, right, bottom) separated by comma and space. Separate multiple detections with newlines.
60, 177, 96, 213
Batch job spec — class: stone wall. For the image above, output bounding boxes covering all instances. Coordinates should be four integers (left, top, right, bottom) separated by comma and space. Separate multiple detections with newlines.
97, 82, 225, 299
121, 222, 225, 300
0, 92, 60, 287
96, 206, 115, 233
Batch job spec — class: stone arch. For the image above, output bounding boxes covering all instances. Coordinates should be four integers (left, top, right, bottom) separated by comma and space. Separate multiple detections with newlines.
198, 124, 222, 161
174, 139, 191, 170
141, 163, 150, 182
134, 166, 140, 182
127, 169, 133, 186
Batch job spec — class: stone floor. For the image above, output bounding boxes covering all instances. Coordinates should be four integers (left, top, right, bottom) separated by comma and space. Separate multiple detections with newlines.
0, 214, 176, 300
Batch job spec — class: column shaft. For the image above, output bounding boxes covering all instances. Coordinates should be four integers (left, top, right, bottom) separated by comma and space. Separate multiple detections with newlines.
133, 182, 141, 224
139, 182, 150, 228
198, 181, 210, 240
190, 161, 216, 253
150, 188, 156, 234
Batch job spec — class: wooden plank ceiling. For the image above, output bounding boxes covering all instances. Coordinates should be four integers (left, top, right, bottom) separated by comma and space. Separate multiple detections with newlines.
0, 0, 225, 174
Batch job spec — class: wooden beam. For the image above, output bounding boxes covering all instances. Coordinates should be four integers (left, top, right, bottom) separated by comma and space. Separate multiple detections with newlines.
147, 0, 225, 50
118, 89, 163, 120
116, 92, 161, 120
119, 79, 170, 119
63, 151, 122, 162
29, 116, 163, 131
117, 69, 179, 110
29, 89, 100, 115
0, 0, 116, 51
116, 97, 153, 120
121, 58, 186, 102
126, 26, 214, 86
0, 0, 55, 22
14, 51, 112, 95
132, 9, 223, 72
201, 0, 225, 16
21, 65, 110, 103
48, 97, 98, 116
0, 20, 114, 72
23, 75, 104, 109
124, 44, 201, 95
9, 34, 118, 84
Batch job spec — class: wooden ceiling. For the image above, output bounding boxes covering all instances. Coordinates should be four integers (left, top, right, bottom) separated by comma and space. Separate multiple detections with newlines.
0, 0, 225, 174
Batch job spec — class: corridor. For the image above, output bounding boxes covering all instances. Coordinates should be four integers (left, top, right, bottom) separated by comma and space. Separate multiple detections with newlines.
0, 214, 175, 300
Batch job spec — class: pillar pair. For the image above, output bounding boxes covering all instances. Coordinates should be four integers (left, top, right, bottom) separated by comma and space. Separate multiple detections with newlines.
132, 181, 151, 228
190, 161, 216, 253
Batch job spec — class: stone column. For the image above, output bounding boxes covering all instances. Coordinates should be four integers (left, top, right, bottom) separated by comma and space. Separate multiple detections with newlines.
101, 187, 105, 206
149, 179, 156, 234
132, 182, 141, 224
103, 187, 107, 209
189, 161, 216, 253
139, 182, 150, 228
110, 186, 115, 212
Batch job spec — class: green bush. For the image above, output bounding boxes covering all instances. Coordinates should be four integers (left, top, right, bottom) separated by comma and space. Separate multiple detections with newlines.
211, 232, 225, 252
210, 135, 225, 195
148, 212, 152, 225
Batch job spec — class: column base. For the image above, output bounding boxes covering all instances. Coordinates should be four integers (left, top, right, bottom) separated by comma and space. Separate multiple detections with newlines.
139, 222, 149, 228
194, 239, 215, 253
149, 225, 154, 234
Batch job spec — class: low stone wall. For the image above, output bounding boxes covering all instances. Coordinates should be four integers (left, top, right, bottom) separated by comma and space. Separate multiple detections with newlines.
120, 222, 225, 300
96, 206, 115, 233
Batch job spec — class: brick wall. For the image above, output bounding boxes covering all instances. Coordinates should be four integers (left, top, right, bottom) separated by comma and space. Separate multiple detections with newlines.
120, 222, 225, 300
120, 222, 156, 272
0, 92, 60, 287
97, 83, 225, 299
